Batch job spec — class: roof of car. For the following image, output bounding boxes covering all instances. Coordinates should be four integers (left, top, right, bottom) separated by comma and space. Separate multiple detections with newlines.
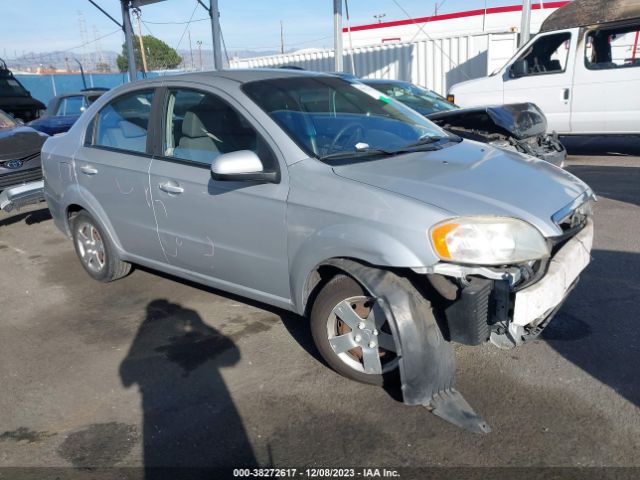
360, 78, 408, 85
136, 68, 338, 87
540, 0, 640, 32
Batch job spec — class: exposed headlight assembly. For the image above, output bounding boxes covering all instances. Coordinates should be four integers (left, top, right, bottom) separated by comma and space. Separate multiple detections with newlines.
429, 217, 549, 266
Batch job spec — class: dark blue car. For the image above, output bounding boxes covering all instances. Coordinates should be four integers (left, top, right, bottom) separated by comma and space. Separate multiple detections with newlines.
28, 88, 107, 135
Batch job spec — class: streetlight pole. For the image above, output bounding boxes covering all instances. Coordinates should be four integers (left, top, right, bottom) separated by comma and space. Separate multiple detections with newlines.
333, 0, 343, 72
520, 0, 532, 47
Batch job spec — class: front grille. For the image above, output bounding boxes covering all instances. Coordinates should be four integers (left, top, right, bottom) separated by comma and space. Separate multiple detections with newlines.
0, 167, 43, 190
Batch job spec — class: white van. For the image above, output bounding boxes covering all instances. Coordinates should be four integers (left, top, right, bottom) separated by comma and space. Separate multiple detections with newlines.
447, 0, 640, 135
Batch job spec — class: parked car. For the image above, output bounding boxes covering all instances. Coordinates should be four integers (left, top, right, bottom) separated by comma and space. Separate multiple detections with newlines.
362, 79, 566, 167
447, 0, 640, 135
42, 70, 595, 431
0, 59, 46, 122
28, 88, 108, 136
0, 109, 47, 192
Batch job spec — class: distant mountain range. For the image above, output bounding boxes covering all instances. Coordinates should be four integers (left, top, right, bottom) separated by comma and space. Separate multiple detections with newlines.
6, 48, 288, 73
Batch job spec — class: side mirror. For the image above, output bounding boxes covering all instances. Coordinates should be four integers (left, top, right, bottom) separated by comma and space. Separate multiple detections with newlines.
210, 150, 278, 183
510, 59, 529, 78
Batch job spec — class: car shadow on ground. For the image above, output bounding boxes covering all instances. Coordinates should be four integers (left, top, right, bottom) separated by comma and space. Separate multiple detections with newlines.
542, 248, 640, 408
561, 135, 640, 156
0, 205, 50, 227
119, 299, 258, 477
565, 164, 640, 207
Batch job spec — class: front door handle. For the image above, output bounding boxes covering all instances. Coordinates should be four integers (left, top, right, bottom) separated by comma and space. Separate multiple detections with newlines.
563, 88, 570, 101
80, 165, 98, 175
158, 182, 184, 194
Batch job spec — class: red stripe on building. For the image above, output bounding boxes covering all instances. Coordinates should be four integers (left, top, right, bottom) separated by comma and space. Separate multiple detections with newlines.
343, 1, 571, 33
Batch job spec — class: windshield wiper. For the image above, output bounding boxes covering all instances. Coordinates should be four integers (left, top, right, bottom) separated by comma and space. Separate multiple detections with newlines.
319, 147, 396, 161
400, 135, 452, 149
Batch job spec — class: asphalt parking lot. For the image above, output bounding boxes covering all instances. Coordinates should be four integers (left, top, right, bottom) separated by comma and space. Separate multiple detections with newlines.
1, 141, 639, 476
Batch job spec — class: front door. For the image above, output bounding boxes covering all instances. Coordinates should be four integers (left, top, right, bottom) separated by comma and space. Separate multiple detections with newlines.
503, 30, 576, 134
148, 86, 291, 306
74, 88, 164, 263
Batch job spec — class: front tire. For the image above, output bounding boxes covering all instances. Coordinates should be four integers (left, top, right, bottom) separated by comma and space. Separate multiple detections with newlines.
71, 211, 131, 282
310, 275, 399, 386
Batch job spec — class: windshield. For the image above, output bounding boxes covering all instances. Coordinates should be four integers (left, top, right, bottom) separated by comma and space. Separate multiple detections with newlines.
0, 75, 29, 97
365, 82, 457, 114
242, 76, 452, 161
0, 110, 17, 128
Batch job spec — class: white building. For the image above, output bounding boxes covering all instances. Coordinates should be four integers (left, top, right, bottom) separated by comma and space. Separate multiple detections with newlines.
230, 2, 571, 95
342, 1, 569, 47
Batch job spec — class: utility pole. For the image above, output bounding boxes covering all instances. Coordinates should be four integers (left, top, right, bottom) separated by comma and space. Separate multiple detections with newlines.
133, 8, 148, 73
280, 20, 284, 54
121, 0, 137, 81
209, 0, 222, 70
333, 0, 343, 72
197, 40, 203, 70
520, 0, 532, 47
188, 30, 194, 71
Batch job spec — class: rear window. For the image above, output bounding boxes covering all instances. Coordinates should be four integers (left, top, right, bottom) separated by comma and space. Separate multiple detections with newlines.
585, 25, 640, 70
92, 90, 154, 154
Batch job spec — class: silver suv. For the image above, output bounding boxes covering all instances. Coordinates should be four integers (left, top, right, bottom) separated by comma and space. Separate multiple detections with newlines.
42, 70, 594, 431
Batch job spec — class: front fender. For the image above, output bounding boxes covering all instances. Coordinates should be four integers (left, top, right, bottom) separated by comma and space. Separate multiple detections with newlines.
289, 223, 428, 314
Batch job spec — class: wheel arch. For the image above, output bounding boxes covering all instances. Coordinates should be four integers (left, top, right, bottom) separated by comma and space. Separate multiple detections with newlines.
61, 185, 124, 253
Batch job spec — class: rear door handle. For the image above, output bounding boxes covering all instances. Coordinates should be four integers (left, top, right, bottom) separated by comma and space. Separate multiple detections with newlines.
80, 165, 98, 175
158, 182, 184, 194
563, 88, 570, 101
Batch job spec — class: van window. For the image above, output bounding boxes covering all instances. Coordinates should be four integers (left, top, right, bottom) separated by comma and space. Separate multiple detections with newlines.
585, 26, 640, 70
515, 32, 571, 76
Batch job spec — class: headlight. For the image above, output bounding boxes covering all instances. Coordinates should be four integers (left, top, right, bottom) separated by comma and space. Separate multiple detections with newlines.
429, 217, 549, 265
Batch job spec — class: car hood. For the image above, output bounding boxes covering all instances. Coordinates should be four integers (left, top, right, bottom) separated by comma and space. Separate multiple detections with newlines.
332, 140, 590, 237
427, 103, 547, 140
0, 126, 47, 160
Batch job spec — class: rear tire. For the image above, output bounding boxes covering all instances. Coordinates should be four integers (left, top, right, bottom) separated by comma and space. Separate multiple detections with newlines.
310, 275, 399, 386
71, 211, 131, 282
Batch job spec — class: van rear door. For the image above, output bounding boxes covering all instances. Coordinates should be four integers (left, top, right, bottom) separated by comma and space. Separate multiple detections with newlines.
503, 29, 576, 134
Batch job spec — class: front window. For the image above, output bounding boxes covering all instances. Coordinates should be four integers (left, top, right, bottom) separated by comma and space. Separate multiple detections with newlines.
514, 32, 571, 76
242, 76, 452, 161
162, 88, 276, 169
366, 82, 457, 115
585, 25, 640, 70
0, 110, 17, 128
93, 90, 154, 154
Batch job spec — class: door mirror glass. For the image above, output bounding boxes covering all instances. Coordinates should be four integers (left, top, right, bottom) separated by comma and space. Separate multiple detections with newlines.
210, 150, 277, 182
511, 59, 529, 78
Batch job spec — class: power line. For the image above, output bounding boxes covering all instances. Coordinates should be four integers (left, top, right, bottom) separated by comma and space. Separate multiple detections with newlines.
390, 0, 471, 80
143, 17, 209, 25
174, 1, 200, 52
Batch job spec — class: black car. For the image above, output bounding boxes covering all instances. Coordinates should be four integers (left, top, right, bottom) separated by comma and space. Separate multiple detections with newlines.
362, 79, 566, 167
0, 109, 47, 192
28, 88, 108, 136
0, 59, 46, 122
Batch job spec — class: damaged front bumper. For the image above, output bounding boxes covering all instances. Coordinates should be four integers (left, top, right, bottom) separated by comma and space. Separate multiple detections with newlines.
425, 219, 594, 349
0, 180, 45, 212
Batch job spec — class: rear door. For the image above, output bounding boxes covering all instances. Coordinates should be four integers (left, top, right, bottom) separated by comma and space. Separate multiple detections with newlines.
503, 30, 576, 133
571, 23, 640, 134
74, 88, 164, 262
148, 85, 291, 304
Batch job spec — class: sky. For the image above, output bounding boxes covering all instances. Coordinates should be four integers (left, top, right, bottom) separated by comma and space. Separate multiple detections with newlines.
1, 0, 531, 59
